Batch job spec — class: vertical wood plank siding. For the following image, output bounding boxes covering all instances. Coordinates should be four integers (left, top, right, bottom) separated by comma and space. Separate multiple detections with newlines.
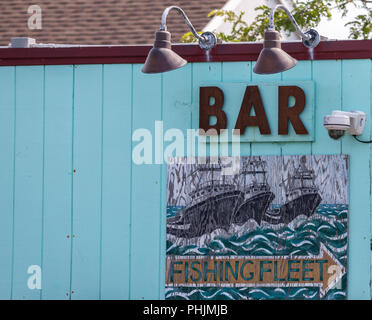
0, 60, 370, 299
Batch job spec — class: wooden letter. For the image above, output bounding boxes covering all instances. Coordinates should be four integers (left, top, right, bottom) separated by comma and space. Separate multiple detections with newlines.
199, 87, 227, 134
278, 86, 308, 135
234, 86, 271, 135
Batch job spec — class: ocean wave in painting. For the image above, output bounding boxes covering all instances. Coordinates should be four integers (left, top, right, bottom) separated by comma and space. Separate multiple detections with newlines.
165, 286, 323, 300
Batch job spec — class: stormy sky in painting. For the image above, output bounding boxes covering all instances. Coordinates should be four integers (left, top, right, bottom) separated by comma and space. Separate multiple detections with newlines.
167, 155, 349, 206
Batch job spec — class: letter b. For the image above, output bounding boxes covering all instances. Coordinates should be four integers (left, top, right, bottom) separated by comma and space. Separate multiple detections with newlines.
199, 87, 227, 134
221, 305, 228, 315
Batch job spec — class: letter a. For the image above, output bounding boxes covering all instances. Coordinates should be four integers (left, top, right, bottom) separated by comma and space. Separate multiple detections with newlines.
234, 86, 271, 135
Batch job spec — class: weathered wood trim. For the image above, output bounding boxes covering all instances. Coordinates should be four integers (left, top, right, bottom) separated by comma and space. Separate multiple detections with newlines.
0, 40, 371, 66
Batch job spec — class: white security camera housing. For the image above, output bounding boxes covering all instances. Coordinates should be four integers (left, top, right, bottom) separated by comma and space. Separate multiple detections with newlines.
324, 110, 366, 140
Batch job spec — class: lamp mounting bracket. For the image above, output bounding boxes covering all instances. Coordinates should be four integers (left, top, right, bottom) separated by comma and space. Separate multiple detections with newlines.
160, 6, 217, 51
269, 4, 320, 49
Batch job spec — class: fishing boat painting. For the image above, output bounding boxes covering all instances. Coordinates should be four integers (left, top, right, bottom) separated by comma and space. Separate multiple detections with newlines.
166, 155, 349, 300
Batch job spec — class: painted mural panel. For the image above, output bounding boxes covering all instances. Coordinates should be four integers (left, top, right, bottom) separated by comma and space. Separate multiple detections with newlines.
165, 155, 348, 300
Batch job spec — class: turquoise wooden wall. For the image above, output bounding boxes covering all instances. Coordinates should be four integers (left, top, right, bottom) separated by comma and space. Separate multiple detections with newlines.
0, 59, 371, 300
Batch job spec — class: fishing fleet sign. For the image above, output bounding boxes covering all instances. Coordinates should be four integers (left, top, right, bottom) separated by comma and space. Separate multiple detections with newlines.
165, 155, 348, 300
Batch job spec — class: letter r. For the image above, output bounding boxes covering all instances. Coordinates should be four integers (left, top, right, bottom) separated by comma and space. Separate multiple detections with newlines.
278, 86, 308, 135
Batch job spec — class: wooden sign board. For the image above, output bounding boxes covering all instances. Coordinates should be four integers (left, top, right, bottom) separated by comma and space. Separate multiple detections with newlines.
166, 155, 348, 300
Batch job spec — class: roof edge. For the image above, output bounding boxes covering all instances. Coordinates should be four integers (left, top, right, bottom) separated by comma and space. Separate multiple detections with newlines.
0, 39, 371, 66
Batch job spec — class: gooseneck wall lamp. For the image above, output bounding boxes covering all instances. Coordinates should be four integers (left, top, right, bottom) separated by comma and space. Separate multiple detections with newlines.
142, 6, 217, 73
253, 4, 320, 74
142, 4, 321, 75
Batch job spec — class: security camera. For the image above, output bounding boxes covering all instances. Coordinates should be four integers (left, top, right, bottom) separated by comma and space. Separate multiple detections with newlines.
324, 110, 366, 140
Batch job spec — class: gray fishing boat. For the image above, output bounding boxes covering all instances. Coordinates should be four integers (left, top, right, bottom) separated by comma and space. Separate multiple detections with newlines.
167, 159, 275, 237
232, 160, 275, 225
276, 164, 322, 224
167, 163, 244, 238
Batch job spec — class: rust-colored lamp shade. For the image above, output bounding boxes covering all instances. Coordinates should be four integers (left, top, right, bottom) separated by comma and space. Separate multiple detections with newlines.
142, 30, 187, 74
253, 30, 297, 75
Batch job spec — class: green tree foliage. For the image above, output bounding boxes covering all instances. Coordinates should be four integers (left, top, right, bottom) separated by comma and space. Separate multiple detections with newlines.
180, 0, 371, 43
346, 9, 372, 38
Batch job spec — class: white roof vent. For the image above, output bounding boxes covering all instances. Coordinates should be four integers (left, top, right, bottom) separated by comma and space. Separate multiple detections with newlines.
10, 37, 36, 48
